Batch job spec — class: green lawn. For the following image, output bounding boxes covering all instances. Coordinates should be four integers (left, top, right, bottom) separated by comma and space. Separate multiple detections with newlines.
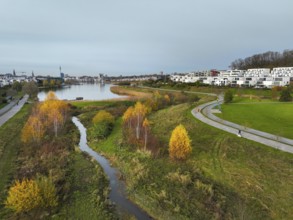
216, 101, 293, 139
70, 100, 117, 108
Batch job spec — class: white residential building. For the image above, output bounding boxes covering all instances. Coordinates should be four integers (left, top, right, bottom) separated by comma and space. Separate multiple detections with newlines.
169, 67, 293, 88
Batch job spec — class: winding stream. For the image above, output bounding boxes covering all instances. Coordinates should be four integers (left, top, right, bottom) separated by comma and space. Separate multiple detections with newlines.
72, 117, 151, 220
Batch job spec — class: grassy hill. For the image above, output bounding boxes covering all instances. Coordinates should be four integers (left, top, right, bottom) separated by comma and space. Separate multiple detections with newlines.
79, 97, 293, 219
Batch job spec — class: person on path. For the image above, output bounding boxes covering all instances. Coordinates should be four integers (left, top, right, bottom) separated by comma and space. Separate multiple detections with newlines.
238, 130, 242, 137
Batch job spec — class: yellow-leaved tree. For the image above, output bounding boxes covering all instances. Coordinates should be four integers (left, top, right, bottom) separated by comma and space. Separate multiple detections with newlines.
5, 179, 42, 213
21, 115, 45, 144
169, 124, 192, 160
45, 91, 58, 101
134, 102, 149, 139
5, 176, 58, 213
122, 106, 134, 129
39, 92, 68, 137
143, 118, 150, 150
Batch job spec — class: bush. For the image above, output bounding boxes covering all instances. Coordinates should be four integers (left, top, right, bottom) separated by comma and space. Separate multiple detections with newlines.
224, 90, 233, 103
92, 110, 115, 139
92, 110, 114, 125
279, 88, 292, 102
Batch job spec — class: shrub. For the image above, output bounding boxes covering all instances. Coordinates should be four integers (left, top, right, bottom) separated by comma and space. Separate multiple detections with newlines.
279, 88, 292, 102
92, 110, 114, 125
36, 175, 58, 208
224, 90, 233, 103
92, 110, 115, 139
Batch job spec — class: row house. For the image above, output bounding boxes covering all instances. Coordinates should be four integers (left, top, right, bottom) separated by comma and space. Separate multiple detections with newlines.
271, 67, 293, 77
170, 67, 293, 88
245, 68, 270, 77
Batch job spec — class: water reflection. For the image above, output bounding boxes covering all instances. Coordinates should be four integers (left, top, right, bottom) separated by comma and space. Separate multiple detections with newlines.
38, 83, 124, 101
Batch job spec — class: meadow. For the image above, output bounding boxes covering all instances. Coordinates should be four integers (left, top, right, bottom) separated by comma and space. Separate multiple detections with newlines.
216, 98, 293, 139
78, 87, 293, 220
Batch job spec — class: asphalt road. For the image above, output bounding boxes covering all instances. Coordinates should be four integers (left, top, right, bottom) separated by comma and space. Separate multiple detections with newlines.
0, 95, 29, 127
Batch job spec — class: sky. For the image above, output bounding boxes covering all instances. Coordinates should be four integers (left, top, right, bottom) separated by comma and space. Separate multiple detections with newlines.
0, 0, 292, 76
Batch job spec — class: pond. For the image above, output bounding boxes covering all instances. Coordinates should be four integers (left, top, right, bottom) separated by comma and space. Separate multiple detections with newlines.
38, 83, 124, 101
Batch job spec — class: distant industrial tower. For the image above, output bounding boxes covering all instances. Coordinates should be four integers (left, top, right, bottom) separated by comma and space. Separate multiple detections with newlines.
59, 66, 64, 79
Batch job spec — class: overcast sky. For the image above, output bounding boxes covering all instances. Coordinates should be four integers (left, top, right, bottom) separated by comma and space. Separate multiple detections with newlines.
0, 0, 292, 76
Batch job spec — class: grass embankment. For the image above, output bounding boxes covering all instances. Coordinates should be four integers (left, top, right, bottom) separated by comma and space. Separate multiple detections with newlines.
0, 104, 31, 218
216, 99, 293, 139
110, 86, 152, 100
80, 96, 293, 219
55, 149, 114, 220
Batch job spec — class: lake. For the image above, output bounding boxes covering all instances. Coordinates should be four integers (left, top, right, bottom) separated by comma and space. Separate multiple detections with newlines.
38, 83, 124, 101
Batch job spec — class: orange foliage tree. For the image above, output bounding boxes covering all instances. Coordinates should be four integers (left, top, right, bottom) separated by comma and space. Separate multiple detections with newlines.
21, 91, 69, 143
169, 124, 192, 160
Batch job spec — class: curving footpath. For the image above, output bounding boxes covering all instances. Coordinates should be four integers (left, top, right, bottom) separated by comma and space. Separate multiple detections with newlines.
0, 95, 29, 127
191, 98, 293, 154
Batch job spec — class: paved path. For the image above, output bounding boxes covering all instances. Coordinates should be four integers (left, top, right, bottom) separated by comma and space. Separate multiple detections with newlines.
192, 98, 293, 154
0, 95, 29, 127
0, 99, 19, 116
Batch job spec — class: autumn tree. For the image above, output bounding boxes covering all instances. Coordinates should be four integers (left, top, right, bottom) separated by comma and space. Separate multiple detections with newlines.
169, 124, 192, 160
45, 91, 58, 101
40, 92, 69, 137
5, 176, 58, 213
92, 110, 115, 139
21, 91, 68, 141
134, 102, 149, 139
5, 179, 42, 213
143, 118, 150, 150
21, 115, 45, 144
122, 106, 135, 129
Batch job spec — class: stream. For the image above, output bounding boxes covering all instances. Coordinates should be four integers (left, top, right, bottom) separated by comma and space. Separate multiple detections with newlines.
72, 117, 151, 220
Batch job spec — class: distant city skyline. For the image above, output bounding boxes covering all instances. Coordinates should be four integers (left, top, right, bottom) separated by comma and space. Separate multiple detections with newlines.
0, 0, 292, 76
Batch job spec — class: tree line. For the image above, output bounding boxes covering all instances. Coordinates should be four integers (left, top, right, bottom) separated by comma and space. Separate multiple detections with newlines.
230, 49, 293, 70
5, 91, 70, 214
